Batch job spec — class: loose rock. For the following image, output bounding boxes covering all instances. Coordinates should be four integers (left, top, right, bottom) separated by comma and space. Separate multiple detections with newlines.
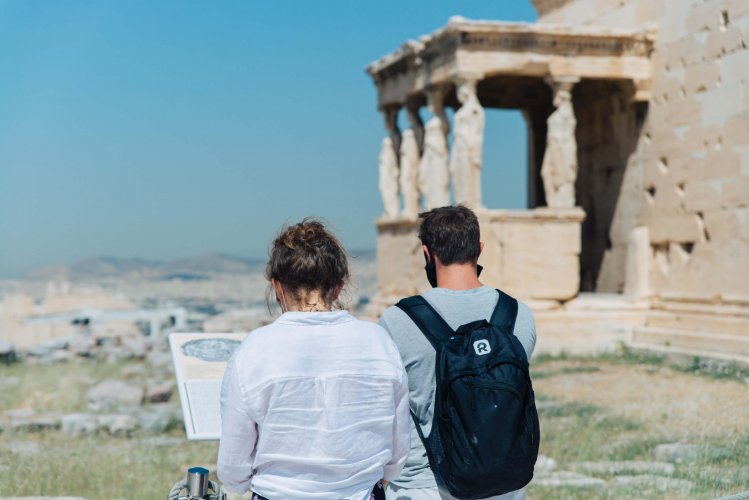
49, 350, 73, 363
574, 460, 675, 476
61, 413, 100, 437
68, 336, 95, 357
121, 335, 147, 359
533, 471, 606, 489
4, 408, 35, 420
137, 404, 181, 433
654, 442, 731, 463
87, 380, 144, 410
98, 414, 138, 437
7, 412, 61, 432
146, 350, 173, 369
613, 474, 693, 492
535, 454, 558, 473
121, 364, 148, 379
30, 339, 69, 357
0, 340, 17, 363
145, 381, 173, 403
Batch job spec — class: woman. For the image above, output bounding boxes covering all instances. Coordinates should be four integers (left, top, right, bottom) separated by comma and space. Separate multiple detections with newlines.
218, 219, 410, 500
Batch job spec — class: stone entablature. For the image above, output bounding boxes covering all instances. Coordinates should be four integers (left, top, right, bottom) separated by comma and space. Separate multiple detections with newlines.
367, 17, 656, 107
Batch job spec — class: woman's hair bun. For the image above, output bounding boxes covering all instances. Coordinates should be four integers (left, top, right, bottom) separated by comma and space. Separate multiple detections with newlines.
266, 218, 350, 308
281, 220, 327, 250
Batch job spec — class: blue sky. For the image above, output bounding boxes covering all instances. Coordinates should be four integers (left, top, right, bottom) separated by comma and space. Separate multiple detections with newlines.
0, 1, 536, 277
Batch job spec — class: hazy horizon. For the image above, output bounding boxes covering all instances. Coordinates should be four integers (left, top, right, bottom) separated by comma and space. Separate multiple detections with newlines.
0, 1, 536, 279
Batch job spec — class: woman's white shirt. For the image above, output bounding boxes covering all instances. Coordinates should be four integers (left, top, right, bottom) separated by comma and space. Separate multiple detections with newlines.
217, 310, 410, 500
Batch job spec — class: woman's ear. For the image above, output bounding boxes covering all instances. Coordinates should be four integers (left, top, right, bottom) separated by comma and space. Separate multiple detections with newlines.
271, 278, 282, 300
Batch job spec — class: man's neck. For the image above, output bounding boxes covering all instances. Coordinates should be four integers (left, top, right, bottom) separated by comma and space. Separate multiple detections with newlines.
436, 263, 483, 290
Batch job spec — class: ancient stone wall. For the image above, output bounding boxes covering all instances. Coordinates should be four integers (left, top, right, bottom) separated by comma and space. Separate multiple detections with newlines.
573, 80, 644, 293
364, 208, 585, 319
538, 0, 749, 303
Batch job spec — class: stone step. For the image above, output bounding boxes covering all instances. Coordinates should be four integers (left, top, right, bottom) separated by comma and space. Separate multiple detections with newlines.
629, 327, 749, 364
646, 311, 749, 336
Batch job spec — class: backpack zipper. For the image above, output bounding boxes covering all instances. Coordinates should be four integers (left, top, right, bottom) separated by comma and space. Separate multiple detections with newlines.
462, 378, 521, 400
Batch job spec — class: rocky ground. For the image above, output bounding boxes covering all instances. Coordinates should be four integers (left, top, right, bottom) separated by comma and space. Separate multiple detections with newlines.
1, 345, 748, 499
526, 351, 749, 499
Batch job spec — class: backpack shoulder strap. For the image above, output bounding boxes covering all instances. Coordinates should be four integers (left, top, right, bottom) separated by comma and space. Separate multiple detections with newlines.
395, 295, 455, 350
489, 289, 519, 333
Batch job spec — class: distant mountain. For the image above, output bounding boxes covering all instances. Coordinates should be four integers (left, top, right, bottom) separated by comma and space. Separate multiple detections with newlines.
71, 256, 163, 277
168, 254, 262, 274
24, 253, 265, 281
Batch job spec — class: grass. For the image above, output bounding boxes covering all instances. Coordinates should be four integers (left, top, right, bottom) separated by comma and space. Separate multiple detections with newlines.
1, 431, 218, 499
0, 359, 219, 499
0, 359, 139, 414
526, 352, 749, 499
533, 344, 749, 382
2, 355, 749, 499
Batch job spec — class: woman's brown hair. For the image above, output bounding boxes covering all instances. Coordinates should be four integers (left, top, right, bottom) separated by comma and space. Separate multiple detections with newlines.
266, 218, 350, 309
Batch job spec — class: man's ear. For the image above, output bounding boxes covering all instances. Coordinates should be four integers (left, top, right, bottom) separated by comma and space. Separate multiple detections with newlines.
422, 244, 431, 262
479, 241, 484, 255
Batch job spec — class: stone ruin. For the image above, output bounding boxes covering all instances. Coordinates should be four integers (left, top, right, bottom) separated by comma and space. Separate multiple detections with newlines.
365, 1, 749, 362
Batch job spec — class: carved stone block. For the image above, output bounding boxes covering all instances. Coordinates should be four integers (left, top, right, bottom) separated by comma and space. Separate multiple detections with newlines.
647, 212, 702, 244
683, 181, 722, 212
686, 2, 724, 34
728, 0, 749, 20
685, 62, 721, 94
722, 178, 749, 209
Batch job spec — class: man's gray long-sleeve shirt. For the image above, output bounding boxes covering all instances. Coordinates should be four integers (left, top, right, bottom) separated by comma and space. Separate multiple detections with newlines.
379, 285, 537, 491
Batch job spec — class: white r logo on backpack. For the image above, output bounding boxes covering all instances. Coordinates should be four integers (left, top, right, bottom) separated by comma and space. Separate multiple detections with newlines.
473, 339, 491, 355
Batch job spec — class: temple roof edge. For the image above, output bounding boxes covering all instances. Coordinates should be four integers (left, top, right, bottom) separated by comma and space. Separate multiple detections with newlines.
365, 17, 657, 80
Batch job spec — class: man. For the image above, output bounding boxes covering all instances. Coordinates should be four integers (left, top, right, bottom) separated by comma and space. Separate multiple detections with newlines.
379, 205, 537, 500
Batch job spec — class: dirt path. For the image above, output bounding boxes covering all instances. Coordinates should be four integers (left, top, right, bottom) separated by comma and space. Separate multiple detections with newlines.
533, 360, 749, 438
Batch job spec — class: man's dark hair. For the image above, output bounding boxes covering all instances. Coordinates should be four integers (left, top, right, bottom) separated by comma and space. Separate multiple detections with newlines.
418, 205, 481, 265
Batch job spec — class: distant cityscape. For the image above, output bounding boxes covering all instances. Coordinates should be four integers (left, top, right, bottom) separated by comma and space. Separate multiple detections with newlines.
0, 251, 377, 353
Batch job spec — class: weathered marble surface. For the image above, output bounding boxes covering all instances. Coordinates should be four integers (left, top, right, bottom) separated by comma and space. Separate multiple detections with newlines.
449, 80, 485, 208
418, 117, 450, 210
378, 136, 400, 218
541, 85, 577, 208
399, 129, 421, 218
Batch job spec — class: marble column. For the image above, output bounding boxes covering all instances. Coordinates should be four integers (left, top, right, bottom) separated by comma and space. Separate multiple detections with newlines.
400, 99, 424, 218
541, 76, 580, 208
379, 106, 401, 218
405, 97, 425, 153
449, 77, 485, 208
382, 105, 402, 155
418, 85, 451, 210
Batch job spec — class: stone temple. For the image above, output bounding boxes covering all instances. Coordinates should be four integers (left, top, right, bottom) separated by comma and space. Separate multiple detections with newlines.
365, 0, 749, 362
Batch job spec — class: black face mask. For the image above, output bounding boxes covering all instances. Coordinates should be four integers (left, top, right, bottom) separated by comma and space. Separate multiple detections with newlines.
424, 258, 438, 288
423, 250, 482, 288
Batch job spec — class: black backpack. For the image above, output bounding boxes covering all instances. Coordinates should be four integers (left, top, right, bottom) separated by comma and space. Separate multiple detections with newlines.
396, 290, 540, 499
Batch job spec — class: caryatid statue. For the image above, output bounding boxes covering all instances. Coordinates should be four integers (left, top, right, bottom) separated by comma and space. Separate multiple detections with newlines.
418, 86, 451, 210
541, 78, 579, 208
378, 136, 400, 218
399, 129, 420, 218
449, 79, 485, 208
